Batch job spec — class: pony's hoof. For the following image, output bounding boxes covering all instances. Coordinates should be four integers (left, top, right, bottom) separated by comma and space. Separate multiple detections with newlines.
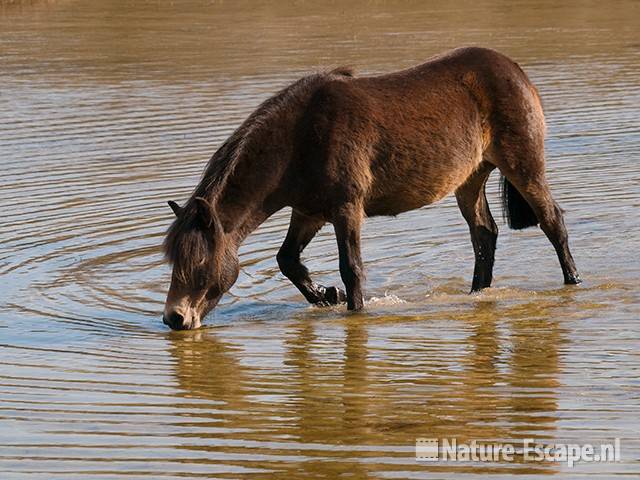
325, 286, 347, 304
312, 286, 346, 306
565, 273, 582, 285
318, 286, 346, 305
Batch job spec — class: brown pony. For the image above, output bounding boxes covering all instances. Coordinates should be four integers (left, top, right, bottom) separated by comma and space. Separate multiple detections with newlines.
162, 47, 581, 330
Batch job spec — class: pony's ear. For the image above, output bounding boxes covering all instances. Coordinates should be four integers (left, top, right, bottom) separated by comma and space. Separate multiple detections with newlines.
167, 200, 182, 217
194, 197, 216, 229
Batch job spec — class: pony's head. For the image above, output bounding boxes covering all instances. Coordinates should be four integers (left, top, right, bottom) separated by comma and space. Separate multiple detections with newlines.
162, 197, 239, 330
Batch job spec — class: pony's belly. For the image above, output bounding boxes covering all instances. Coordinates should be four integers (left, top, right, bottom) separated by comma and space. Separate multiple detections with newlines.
364, 189, 445, 217
365, 158, 480, 217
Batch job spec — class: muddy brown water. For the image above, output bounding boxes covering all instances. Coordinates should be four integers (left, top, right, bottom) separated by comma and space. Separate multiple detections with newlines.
1, 1, 639, 478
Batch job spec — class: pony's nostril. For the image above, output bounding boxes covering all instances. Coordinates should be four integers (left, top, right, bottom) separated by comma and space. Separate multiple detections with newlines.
164, 311, 185, 330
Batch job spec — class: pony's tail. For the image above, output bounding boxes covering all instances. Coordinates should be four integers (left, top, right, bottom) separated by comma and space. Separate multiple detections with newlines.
500, 176, 539, 230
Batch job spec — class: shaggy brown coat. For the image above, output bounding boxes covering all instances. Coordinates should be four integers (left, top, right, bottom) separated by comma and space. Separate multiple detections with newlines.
162, 47, 580, 330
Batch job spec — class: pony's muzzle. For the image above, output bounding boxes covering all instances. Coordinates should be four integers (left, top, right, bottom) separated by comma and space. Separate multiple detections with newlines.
163, 305, 203, 330
163, 310, 188, 330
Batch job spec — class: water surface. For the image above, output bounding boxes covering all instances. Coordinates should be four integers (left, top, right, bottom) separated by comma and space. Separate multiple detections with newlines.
1, 0, 639, 478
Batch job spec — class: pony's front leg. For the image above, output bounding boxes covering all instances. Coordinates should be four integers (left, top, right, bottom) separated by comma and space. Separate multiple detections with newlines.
277, 210, 347, 306
333, 203, 365, 311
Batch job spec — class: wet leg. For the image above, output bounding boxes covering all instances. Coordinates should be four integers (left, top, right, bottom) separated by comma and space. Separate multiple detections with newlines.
277, 210, 347, 305
455, 163, 499, 291
333, 203, 365, 310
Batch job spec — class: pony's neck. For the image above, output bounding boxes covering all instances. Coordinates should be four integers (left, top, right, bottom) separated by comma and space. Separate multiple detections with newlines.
221, 201, 274, 248
208, 164, 285, 250
197, 103, 293, 249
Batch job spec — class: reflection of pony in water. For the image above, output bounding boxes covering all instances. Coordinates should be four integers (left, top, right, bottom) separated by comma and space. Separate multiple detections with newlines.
170, 332, 249, 406
168, 299, 563, 475
162, 46, 580, 330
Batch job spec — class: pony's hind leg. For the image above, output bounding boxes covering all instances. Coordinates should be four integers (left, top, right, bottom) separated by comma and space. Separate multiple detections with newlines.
504, 174, 581, 285
277, 210, 347, 305
494, 133, 581, 285
455, 162, 499, 292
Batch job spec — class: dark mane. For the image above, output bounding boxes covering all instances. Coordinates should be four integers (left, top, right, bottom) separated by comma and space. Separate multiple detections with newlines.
162, 207, 210, 283
163, 69, 351, 279
196, 68, 353, 197
329, 66, 355, 77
